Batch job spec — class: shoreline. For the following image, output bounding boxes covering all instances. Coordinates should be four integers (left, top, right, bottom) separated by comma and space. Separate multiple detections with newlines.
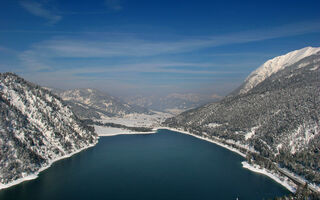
98, 126, 312, 193
94, 125, 156, 137
0, 140, 98, 191
0, 127, 156, 191
157, 127, 247, 157
98, 130, 156, 137
1, 126, 313, 194
98, 131, 156, 137
158, 127, 298, 193
242, 162, 296, 193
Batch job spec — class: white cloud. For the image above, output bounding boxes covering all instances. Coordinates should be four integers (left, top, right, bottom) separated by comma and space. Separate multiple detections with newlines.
19, 20, 320, 58
20, 0, 62, 24
15, 20, 320, 90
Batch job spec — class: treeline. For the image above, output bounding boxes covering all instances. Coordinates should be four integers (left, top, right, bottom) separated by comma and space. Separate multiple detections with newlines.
163, 54, 320, 197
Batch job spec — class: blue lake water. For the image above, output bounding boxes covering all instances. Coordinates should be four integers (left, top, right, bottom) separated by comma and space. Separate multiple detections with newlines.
0, 129, 290, 200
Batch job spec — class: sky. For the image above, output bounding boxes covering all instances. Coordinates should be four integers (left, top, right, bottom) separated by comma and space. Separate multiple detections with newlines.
0, 0, 320, 97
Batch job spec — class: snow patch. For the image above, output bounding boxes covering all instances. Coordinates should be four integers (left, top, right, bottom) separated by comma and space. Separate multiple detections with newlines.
310, 66, 319, 71
245, 126, 259, 140
95, 125, 155, 137
207, 123, 222, 128
240, 47, 320, 94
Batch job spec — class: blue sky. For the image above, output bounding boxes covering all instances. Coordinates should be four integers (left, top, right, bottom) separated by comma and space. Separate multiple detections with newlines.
0, 0, 320, 96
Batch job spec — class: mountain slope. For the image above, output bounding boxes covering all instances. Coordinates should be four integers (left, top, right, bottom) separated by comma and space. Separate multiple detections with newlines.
54, 88, 151, 119
164, 48, 320, 187
236, 46, 320, 94
0, 73, 98, 188
125, 93, 221, 113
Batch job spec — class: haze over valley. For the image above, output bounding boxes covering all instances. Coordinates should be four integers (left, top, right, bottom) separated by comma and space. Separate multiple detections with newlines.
0, 0, 320, 199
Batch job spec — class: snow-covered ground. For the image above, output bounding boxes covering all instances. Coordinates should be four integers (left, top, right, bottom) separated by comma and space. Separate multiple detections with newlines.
1, 112, 172, 190
240, 46, 320, 94
245, 126, 259, 140
94, 125, 156, 136
99, 111, 172, 127
277, 166, 320, 193
95, 111, 172, 136
242, 162, 296, 193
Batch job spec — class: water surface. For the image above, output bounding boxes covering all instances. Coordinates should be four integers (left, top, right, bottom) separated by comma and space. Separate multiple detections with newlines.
0, 129, 290, 200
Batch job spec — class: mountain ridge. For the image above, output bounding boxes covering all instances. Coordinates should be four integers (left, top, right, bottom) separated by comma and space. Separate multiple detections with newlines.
53, 88, 151, 119
0, 73, 98, 188
124, 93, 222, 113
235, 46, 320, 95
163, 47, 320, 191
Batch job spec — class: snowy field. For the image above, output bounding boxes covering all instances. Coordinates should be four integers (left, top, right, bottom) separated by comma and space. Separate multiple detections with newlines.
95, 111, 173, 136
94, 125, 156, 136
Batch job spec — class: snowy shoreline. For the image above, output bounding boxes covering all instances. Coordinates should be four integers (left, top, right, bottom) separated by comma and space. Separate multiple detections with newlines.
0, 141, 98, 191
242, 162, 296, 193
94, 125, 156, 137
158, 127, 298, 193
158, 127, 247, 157
98, 131, 156, 137
0, 124, 157, 191
97, 126, 302, 193
0, 126, 311, 194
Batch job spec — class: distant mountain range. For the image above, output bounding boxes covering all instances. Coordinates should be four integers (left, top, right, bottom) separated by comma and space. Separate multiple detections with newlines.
51, 88, 219, 118
124, 93, 222, 113
52, 88, 152, 119
164, 47, 320, 187
0, 73, 98, 187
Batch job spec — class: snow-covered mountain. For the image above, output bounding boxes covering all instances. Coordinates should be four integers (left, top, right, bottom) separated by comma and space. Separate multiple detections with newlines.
0, 73, 98, 188
125, 93, 222, 113
53, 88, 151, 119
237, 46, 320, 94
164, 47, 320, 187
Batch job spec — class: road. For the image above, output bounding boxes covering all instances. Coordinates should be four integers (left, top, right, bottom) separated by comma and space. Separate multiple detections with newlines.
276, 166, 319, 194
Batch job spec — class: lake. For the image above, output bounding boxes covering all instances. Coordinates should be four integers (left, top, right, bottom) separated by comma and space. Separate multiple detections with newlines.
0, 129, 290, 200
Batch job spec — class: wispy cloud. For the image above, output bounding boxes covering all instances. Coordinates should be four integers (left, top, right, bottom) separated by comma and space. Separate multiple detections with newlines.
20, 0, 62, 25
105, 0, 123, 11
0, 46, 18, 55
18, 20, 320, 58
14, 20, 320, 94
19, 50, 52, 71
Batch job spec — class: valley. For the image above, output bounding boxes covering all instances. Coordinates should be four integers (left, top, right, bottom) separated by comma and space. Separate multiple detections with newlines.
0, 47, 319, 199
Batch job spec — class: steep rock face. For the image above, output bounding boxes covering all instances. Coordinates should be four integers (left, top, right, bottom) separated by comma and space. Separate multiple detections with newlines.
238, 47, 320, 94
164, 50, 320, 185
0, 73, 98, 186
54, 88, 151, 119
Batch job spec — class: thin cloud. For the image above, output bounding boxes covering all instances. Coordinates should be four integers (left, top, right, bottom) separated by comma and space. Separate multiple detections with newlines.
20, 0, 62, 25
105, 0, 123, 11
19, 20, 320, 58
0, 46, 18, 55
16, 20, 320, 86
